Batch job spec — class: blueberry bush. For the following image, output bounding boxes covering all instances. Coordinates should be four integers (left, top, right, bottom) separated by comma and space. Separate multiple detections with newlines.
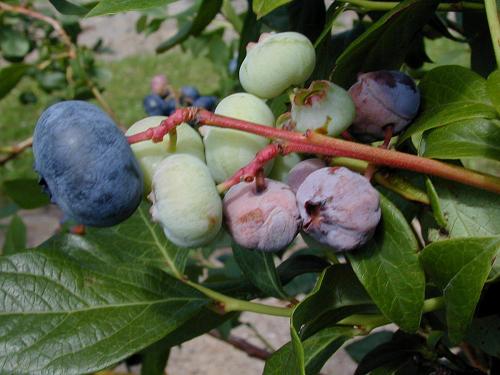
1, 0, 500, 374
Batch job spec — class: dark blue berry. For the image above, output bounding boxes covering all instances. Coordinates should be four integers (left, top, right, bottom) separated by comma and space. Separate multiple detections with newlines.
193, 96, 218, 111
179, 86, 200, 106
164, 98, 177, 115
33, 101, 144, 227
143, 94, 168, 116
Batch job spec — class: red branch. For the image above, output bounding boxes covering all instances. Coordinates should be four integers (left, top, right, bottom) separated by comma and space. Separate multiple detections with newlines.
126, 108, 500, 194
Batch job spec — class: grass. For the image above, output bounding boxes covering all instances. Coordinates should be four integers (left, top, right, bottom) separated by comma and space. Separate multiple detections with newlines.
0, 49, 221, 183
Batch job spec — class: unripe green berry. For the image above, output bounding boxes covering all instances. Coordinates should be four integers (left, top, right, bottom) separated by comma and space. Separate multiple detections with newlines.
291, 80, 355, 136
149, 154, 222, 247
201, 93, 275, 183
126, 116, 205, 190
239, 32, 316, 99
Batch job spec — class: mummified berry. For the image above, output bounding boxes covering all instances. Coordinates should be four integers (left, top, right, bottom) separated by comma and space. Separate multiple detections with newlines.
348, 70, 420, 141
223, 179, 301, 252
287, 158, 326, 193
296, 167, 381, 252
150, 154, 222, 247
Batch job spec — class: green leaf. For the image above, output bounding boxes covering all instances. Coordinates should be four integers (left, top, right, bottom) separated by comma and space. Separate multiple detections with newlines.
0, 249, 208, 374
48, 0, 91, 15
345, 331, 393, 363
427, 179, 500, 238
43, 203, 190, 277
487, 69, 500, 114
252, 0, 293, 19
400, 65, 497, 142
87, 0, 176, 17
264, 326, 358, 375
140, 341, 170, 375
2, 215, 26, 256
466, 315, 500, 358
232, 243, 288, 299
0, 29, 30, 60
421, 118, 500, 160
0, 64, 28, 100
420, 237, 500, 343
347, 196, 425, 332
330, 0, 439, 88
156, 0, 223, 53
2, 178, 51, 209
292, 265, 375, 341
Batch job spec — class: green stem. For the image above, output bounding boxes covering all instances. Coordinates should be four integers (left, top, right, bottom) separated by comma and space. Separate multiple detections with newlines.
185, 280, 293, 317
337, 0, 484, 11
485, 0, 500, 66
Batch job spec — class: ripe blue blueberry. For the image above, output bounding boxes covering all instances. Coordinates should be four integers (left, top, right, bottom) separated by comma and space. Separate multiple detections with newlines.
348, 70, 420, 141
193, 96, 218, 111
143, 94, 169, 116
180, 85, 200, 106
33, 100, 143, 227
164, 98, 177, 115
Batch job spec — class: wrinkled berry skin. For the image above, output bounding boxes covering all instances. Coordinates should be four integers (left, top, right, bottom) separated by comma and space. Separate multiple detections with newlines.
348, 70, 420, 141
150, 154, 222, 248
223, 179, 300, 252
33, 101, 143, 227
201, 93, 275, 183
287, 158, 326, 193
239, 32, 316, 99
143, 94, 169, 116
296, 167, 381, 252
193, 95, 218, 111
125, 116, 205, 190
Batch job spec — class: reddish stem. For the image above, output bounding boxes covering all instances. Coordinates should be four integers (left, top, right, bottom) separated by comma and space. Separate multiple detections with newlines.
126, 108, 500, 194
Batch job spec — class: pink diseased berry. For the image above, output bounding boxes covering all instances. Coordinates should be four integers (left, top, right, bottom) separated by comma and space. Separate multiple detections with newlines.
287, 158, 326, 193
296, 167, 381, 252
223, 179, 301, 252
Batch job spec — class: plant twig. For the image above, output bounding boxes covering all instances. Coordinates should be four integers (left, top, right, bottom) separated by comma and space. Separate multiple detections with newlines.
336, 0, 484, 11
0, 137, 33, 166
0, 2, 76, 59
208, 330, 272, 360
485, 0, 500, 66
126, 108, 500, 194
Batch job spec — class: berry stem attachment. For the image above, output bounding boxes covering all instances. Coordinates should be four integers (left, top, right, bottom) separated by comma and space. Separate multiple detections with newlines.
126, 108, 500, 194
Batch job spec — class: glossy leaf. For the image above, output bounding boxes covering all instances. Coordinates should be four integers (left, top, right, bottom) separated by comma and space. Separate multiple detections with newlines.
420, 237, 500, 343
0, 64, 28, 100
2, 178, 51, 209
487, 69, 500, 114
140, 342, 170, 375
421, 118, 500, 160
43, 203, 190, 277
427, 179, 500, 238
400, 65, 496, 142
466, 315, 500, 358
156, 0, 223, 53
1, 215, 26, 256
87, 0, 176, 17
263, 326, 358, 375
232, 243, 288, 299
347, 196, 425, 332
345, 331, 393, 363
253, 0, 293, 19
48, 0, 90, 15
0, 249, 208, 374
330, 0, 439, 88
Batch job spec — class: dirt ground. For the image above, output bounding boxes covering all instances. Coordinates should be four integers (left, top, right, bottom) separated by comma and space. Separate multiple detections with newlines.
0, 3, 361, 374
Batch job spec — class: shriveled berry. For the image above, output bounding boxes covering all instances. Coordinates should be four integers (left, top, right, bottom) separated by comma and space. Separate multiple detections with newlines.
125, 116, 205, 190
348, 70, 420, 141
287, 158, 326, 193
200, 93, 275, 183
33, 100, 143, 227
268, 153, 302, 183
291, 80, 355, 136
239, 32, 316, 99
150, 154, 222, 247
223, 179, 300, 252
296, 167, 381, 252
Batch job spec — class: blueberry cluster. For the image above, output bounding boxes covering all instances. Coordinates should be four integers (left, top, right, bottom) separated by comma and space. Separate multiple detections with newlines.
143, 75, 218, 117
32, 31, 421, 253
